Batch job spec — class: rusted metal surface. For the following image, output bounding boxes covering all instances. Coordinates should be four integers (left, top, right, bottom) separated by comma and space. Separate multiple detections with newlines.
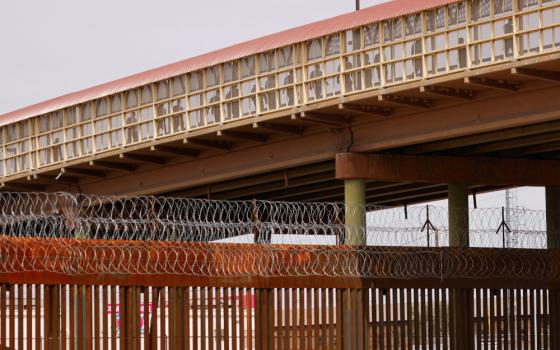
0, 284, 552, 349
336, 152, 560, 186
0, 236, 558, 348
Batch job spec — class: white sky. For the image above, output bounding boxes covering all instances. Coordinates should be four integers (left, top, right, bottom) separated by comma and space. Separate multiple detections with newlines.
0, 0, 546, 210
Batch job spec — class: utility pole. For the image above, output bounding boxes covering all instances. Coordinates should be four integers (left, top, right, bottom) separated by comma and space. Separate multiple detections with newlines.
356, 0, 360, 11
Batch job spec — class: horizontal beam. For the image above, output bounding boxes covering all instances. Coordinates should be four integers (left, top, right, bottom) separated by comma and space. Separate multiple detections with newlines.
378, 94, 432, 109
62, 167, 106, 178
464, 77, 520, 91
338, 103, 393, 117
150, 145, 199, 158
498, 140, 560, 157
217, 171, 336, 200
511, 67, 560, 83
119, 153, 167, 165
89, 160, 137, 172
253, 122, 303, 135
298, 111, 349, 127
217, 130, 268, 143
29, 174, 80, 185
458, 130, 560, 155
184, 138, 232, 151
420, 86, 475, 100
0, 182, 46, 192
399, 120, 560, 155
336, 153, 560, 186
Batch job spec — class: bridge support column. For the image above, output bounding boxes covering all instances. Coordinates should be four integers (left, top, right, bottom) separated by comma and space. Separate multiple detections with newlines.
546, 187, 560, 349
448, 183, 470, 247
344, 179, 366, 245
339, 179, 368, 350
448, 183, 474, 350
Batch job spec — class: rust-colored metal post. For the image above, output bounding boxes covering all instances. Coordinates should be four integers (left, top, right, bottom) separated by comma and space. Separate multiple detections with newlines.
49, 285, 60, 350
546, 187, 560, 348
126, 286, 134, 350
546, 186, 560, 249
448, 183, 474, 350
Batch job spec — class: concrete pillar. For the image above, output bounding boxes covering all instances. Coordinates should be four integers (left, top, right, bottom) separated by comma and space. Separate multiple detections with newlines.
546, 186, 560, 249
344, 179, 366, 246
448, 183, 473, 350
448, 183, 470, 247
342, 179, 368, 350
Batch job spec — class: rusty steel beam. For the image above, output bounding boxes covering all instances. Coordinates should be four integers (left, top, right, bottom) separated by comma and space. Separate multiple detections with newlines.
298, 112, 349, 127
336, 153, 560, 186
497, 141, 560, 157
168, 161, 335, 198
0, 182, 46, 192
63, 167, 107, 178
338, 103, 393, 117
398, 120, 560, 155
217, 172, 337, 200
150, 145, 199, 158
184, 138, 232, 151
29, 174, 80, 185
217, 130, 268, 143
252, 122, 303, 135
372, 185, 497, 205
317, 185, 499, 206
378, 94, 433, 109
455, 130, 560, 156
119, 153, 167, 165
511, 67, 560, 83
419, 86, 475, 100
89, 160, 137, 172
464, 77, 521, 91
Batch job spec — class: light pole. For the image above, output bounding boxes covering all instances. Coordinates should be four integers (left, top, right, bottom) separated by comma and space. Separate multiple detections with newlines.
356, 0, 360, 10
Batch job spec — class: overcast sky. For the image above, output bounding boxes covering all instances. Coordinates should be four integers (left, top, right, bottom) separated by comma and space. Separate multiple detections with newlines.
0, 0, 546, 210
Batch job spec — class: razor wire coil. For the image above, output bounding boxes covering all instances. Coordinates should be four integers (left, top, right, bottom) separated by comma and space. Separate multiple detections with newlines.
0, 192, 555, 281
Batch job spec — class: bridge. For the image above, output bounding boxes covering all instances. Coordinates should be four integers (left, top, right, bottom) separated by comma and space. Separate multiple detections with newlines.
1, 0, 560, 349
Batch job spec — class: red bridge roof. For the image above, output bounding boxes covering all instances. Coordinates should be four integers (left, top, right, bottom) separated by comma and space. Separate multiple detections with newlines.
0, 0, 456, 126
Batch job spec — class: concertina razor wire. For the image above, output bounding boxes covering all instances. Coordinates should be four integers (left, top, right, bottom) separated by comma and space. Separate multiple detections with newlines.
0, 191, 557, 281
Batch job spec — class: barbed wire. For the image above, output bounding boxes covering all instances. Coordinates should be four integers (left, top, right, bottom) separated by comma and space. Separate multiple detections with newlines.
0, 192, 556, 280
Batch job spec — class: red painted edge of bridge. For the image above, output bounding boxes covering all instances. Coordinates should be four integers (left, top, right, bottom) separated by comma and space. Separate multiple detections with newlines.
0, 0, 457, 125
